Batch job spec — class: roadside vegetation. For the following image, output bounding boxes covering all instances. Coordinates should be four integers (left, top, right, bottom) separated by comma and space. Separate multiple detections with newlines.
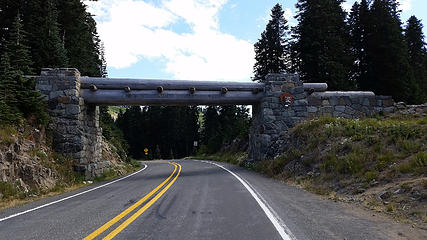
197, 115, 426, 228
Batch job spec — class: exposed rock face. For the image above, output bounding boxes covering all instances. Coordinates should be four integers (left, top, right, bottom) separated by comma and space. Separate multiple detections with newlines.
0, 128, 59, 192
0, 126, 126, 195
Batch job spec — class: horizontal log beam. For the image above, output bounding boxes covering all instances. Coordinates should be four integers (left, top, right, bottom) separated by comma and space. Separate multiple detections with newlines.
303, 83, 328, 92
80, 89, 264, 106
311, 91, 375, 98
80, 77, 265, 92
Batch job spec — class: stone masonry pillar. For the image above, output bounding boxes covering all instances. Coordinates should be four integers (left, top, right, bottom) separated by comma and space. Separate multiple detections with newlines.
36, 68, 102, 179
249, 73, 307, 161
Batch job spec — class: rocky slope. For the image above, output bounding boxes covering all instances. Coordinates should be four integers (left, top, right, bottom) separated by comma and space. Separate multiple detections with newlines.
0, 124, 128, 201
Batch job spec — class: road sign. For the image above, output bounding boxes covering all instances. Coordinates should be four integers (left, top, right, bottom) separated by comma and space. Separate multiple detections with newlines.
280, 93, 293, 107
193, 141, 198, 147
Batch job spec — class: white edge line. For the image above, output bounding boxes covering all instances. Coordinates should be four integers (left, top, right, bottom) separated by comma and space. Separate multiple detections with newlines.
198, 160, 296, 240
0, 164, 148, 222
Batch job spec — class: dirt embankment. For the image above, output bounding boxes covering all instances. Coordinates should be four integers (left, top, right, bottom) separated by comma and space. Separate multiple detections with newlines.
255, 115, 426, 229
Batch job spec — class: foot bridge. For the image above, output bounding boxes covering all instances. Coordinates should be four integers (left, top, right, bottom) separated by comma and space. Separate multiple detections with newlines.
36, 68, 394, 178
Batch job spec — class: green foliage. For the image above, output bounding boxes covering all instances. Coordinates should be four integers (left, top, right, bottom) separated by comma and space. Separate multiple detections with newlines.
365, 171, 379, 183
25, 0, 68, 71
200, 106, 250, 154
99, 106, 128, 160
396, 152, 427, 174
293, 0, 354, 90
253, 3, 290, 80
0, 181, 18, 198
117, 106, 200, 159
404, 16, 427, 103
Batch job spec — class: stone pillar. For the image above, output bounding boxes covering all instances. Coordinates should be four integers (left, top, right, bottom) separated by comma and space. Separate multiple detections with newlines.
36, 68, 102, 179
249, 73, 307, 161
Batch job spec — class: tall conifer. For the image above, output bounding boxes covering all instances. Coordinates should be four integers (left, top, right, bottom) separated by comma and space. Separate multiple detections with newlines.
293, 0, 354, 90
253, 3, 290, 80
405, 16, 426, 102
26, 0, 67, 72
367, 0, 412, 102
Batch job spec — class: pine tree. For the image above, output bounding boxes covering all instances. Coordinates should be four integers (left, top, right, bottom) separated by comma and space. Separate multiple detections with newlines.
404, 16, 426, 103
25, 0, 67, 72
293, 0, 354, 90
1, 13, 49, 125
57, 0, 102, 76
253, 3, 290, 80
367, 0, 412, 102
6, 13, 33, 75
0, 53, 18, 106
348, 0, 370, 90
99, 42, 108, 78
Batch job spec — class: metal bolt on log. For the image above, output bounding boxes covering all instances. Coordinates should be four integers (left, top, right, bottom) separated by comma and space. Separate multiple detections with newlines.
157, 86, 164, 93
90, 84, 97, 92
124, 86, 131, 92
189, 87, 196, 94
221, 87, 228, 94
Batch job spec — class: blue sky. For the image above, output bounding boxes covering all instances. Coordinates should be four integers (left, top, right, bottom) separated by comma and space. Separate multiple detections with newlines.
85, 0, 427, 81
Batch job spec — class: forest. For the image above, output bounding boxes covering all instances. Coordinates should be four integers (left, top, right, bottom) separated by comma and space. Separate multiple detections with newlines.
0, 0, 426, 160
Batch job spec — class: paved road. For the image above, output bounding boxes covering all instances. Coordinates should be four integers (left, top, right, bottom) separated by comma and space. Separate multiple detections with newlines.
0, 160, 424, 240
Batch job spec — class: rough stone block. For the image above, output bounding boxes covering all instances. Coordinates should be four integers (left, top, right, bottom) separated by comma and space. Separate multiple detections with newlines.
289, 86, 304, 95
292, 106, 307, 112
293, 99, 308, 106
296, 111, 308, 117
320, 106, 334, 113
293, 93, 307, 100
335, 106, 346, 112
307, 106, 318, 113
329, 97, 339, 106
322, 100, 330, 106
57, 96, 71, 104
344, 106, 356, 115
307, 96, 322, 106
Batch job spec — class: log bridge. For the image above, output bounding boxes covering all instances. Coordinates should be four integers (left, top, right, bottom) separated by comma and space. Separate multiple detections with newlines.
35, 68, 393, 179
79, 77, 327, 106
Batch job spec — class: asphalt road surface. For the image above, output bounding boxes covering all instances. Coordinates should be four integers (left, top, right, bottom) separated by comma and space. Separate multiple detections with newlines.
0, 160, 425, 240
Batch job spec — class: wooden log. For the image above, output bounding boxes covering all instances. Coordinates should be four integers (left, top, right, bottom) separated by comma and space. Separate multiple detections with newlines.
80, 89, 264, 106
80, 77, 265, 92
311, 91, 375, 98
303, 83, 328, 92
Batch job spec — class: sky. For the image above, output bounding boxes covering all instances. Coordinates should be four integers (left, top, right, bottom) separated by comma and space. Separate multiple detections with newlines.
84, 0, 427, 82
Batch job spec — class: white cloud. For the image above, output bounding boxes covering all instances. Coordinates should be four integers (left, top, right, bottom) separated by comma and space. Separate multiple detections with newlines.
342, 2, 352, 12
85, 0, 254, 81
399, 0, 412, 11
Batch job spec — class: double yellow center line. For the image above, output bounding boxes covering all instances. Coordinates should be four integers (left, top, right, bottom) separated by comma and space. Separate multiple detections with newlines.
84, 162, 182, 240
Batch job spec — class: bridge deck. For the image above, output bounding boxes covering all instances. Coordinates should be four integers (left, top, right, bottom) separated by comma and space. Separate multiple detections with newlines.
80, 77, 265, 106
79, 77, 329, 106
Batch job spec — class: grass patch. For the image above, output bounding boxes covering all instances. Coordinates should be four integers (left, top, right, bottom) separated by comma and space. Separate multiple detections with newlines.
0, 124, 18, 145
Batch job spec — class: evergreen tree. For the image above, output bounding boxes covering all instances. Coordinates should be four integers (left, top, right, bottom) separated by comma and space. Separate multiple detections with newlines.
348, 0, 370, 90
293, 0, 354, 90
0, 53, 18, 106
253, 3, 290, 80
25, 0, 67, 72
56, 0, 103, 76
367, 0, 412, 102
404, 16, 426, 103
201, 106, 221, 153
99, 42, 108, 78
6, 13, 33, 75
